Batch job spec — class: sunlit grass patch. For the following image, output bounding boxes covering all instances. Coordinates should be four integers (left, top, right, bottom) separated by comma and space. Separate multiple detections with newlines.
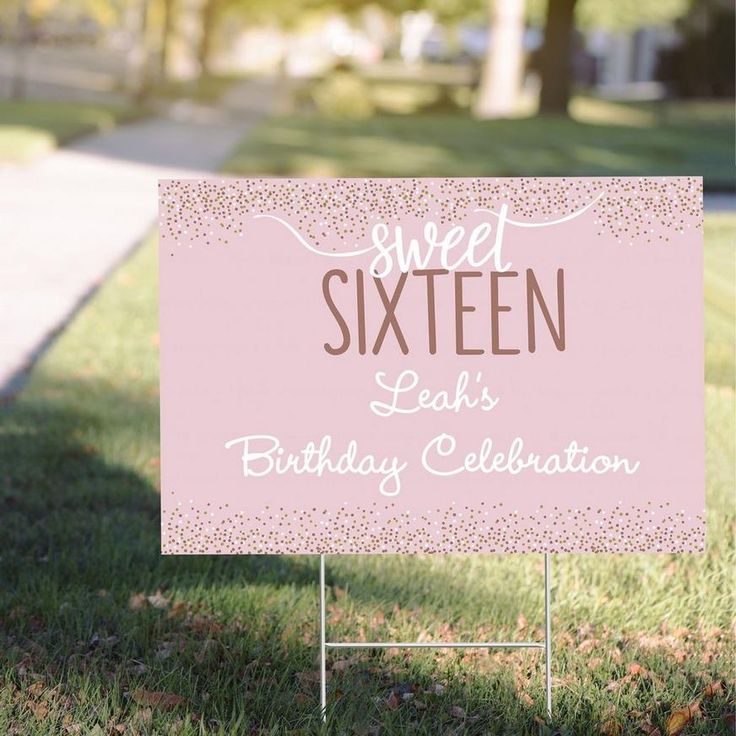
0, 100, 144, 163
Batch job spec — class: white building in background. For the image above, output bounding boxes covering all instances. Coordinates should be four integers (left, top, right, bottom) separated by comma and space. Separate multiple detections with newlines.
586, 27, 681, 97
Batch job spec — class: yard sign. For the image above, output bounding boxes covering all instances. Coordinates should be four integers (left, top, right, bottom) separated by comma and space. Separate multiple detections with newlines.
158, 176, 704, 554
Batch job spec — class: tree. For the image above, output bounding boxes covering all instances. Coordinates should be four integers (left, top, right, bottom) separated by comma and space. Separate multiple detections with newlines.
10, 0, 28, 100
124, 0, 151, 101
159, 0, 175, 79
536, 0, 690, 116
474, 0, 526, 118
537, 0, 577, 114
197, 0, 219, 75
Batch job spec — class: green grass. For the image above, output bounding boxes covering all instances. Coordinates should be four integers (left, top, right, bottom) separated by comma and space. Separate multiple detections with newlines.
224, 98, 735, 190
0, 100, 144, 163
150, 73, 242, 105
0, 217, 733, 735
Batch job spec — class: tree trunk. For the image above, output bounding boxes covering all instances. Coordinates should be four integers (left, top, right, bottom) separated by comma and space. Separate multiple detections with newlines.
125, 0, 150, 103
11, 1, 28, 100
474, 0, 526, 119
538, 0, 578, 115
197, 0, 219, 76
160, 0, 175, 81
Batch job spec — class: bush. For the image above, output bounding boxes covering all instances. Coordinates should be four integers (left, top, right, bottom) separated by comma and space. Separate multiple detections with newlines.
311, 70, 375, 119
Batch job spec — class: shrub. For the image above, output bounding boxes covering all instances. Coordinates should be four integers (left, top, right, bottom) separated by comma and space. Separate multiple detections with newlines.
311, 70, 375, 119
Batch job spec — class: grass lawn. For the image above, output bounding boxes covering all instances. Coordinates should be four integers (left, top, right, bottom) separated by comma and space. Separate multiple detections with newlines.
0, 100, 143, 164
224, 98, 735, 191
0, 206, 734, 734
150, 73, 243, 105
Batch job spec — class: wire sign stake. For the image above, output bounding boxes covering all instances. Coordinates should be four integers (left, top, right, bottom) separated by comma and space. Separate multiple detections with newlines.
319, 554, 554, 722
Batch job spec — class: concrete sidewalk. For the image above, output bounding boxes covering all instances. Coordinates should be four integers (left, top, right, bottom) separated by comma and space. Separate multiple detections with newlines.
0, 79, 275, 398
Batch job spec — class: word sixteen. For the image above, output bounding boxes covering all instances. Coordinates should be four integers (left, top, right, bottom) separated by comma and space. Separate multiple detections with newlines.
322, 268, 565, 356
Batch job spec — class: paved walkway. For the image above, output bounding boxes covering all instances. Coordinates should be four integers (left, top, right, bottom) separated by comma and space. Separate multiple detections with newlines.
0, 79, 276, 398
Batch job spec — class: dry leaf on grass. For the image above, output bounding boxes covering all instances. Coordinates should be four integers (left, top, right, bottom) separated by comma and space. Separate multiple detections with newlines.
665, 702, 701, 736
128, 593, 147, 611
451, 705, 466, 719
600, 719, 623, 736
703, 681, 724, 698
426, 683, 446, 696
146, 590, 170, 610
167, 600, 188, 619
131, 689, 186, 711
27, 681, 45, 698
296, 671, 321, 689
386, 692, 400, 711
28, 701, 49, 720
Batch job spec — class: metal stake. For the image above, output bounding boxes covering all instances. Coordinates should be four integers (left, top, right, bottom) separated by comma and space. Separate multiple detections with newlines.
319, 553, 327, 722
318, 553, 553, 723
544, 552, 552, 719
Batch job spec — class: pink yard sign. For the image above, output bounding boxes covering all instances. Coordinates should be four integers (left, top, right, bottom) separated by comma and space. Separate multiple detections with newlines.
158, 177, 704, 555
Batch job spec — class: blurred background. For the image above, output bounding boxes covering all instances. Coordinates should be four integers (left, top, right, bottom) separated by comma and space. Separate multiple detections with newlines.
0, 0, 734, 176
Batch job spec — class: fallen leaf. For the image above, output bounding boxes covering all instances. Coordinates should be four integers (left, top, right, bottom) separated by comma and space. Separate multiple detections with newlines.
134, 707, 153, 726
296, 671, 320, 689
386, 692, 400, 711
167, 601, 188, 619
131, 689, 186, 711
146, 590, 170, 610
128, 594, 147, 611
628, 663, 647, 677
27, 681, 45, 698
665, 702, 701, 736
600, 719, 622, 736
451, 705, 466, 719
294, 693, 310, 706
29, 701, 49, 720
155, 642, 174, 660
703, 681, 724, 698
519, 691, 534, 707
331, 659, 351, 673
578, 638, 600, 654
